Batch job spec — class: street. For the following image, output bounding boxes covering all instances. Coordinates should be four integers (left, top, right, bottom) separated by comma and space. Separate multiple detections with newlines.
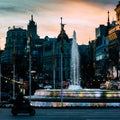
0, 108, 120, 120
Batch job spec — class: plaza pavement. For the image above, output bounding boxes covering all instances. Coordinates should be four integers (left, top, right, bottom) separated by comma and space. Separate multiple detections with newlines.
0, 107, 120, 120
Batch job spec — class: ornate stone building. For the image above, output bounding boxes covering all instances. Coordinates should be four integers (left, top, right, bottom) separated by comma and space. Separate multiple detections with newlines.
108, 1, 120, 80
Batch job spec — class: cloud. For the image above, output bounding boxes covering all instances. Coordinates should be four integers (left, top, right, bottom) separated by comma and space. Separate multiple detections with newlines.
81, 0, 118, 6
56, 0, 118, 6
0, 0, 118, 13
0, 0, 46, 14
0, 0, 119, 49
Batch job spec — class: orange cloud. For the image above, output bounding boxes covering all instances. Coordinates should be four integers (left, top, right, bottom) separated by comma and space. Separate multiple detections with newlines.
35, 0, 116, 45
0, 0, 117, 49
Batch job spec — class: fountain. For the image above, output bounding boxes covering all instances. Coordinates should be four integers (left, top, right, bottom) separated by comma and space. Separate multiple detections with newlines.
25, 31, 120, 108
68, 31, 82, 90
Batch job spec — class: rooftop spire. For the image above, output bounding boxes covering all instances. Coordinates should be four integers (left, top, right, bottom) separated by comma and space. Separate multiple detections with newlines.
61, 17, 62, 25
106, 11, 110, 36
57, 17, 69, 43
31, 15, 33, 21
107, 11, 110, 26
60, 17, 65, 32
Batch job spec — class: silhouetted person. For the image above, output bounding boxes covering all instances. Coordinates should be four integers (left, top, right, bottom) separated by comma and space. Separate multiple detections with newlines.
14, 92, 25, 107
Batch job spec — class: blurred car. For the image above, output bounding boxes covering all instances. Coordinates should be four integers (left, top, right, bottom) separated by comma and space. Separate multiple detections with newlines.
44, 85, 52, 89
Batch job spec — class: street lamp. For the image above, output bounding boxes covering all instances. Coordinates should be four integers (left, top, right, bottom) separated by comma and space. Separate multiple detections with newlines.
13, 39, 16, 99
52, 41, 56, 89
57, 17, 69, 107
29, 32, 32, 102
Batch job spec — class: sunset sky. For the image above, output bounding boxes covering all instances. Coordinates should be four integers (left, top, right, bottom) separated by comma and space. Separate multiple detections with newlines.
0, 0, 119, 49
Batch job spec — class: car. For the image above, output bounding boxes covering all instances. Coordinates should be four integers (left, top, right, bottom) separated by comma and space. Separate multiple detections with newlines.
44, 85, 52, 89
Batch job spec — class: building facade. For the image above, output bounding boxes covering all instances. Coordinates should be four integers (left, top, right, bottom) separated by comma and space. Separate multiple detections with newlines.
108, 1, 120, 80
95, 25, 109, 76
2, 27, 27, 64
1, 16, 75, 89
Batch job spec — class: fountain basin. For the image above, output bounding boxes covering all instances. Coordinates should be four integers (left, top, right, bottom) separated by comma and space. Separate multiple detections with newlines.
25, 89, 120, 107
31, 89, 120, 99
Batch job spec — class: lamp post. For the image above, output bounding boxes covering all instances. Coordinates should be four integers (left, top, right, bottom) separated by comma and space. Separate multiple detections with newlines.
53, 41, 56, 89
13, 39, 15, 99
60, 43, 63, 107
29, 32, 32, 102
57, 17, 69, 107
29, 46, 32, 102
60, 17, 64, 107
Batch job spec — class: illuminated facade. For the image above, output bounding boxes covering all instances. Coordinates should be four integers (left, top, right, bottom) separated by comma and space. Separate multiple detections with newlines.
108, 1, 120, 80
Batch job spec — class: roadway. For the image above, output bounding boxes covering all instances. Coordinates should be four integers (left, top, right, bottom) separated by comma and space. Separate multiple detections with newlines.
0, 108, 120, 120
